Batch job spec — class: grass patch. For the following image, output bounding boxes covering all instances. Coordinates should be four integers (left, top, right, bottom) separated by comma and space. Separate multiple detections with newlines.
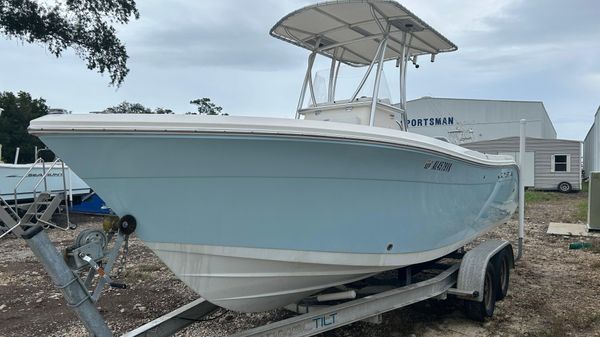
582, 180, 589, 193
525, 190, 560, 203
575, 200, 588, 222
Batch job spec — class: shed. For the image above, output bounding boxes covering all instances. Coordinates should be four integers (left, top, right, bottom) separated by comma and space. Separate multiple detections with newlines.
583, 106, 599, 179
463, 137, 582, 192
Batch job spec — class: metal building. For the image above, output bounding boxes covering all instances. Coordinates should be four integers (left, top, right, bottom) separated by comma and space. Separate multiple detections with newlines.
583, 106, 600, 178
463, 137, 582, 192
406, 97, 557, 144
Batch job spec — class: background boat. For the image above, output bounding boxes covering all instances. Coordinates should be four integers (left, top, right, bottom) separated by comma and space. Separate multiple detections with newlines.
0, 162, 91, 203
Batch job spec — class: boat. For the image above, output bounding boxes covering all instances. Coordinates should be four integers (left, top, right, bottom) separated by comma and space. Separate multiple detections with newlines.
0, 162, 91, 203
28, 1, 519, 313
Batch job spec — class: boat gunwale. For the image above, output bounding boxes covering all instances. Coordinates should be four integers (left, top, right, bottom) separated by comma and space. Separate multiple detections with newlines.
0, 163, 75, 169
30, 129, 517, 169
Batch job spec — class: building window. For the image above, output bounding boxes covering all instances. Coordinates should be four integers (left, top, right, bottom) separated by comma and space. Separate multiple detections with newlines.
552, 154, 570, 172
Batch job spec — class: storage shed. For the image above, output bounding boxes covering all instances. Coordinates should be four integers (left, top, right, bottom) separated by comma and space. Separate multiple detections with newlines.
463, 137, 582, 192
583, 106, 599, 179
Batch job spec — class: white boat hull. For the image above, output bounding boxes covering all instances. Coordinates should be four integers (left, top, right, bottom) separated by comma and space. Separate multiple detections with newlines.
145, 226, 500, 313
0, 163, 91, 202
148, 242, 394, 311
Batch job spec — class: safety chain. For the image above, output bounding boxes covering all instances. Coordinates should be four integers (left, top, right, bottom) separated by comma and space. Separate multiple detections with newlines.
116, 235, 130, 279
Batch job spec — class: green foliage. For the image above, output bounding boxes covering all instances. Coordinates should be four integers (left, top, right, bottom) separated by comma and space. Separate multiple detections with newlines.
103, 101, 174, 114
524, 190, 560, 203
0, 0, 139, 86
0, 91, 47, 163
576, 199, 588, 222
582, 181, 589, 193
154, 107, 173, 115
104, 101, 151, 114
189, 98, 226, 115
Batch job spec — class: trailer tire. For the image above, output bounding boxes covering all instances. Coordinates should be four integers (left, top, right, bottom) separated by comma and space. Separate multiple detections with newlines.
558, 182, 572, 193
494, 250, 510, 301
465, 263, 496, 321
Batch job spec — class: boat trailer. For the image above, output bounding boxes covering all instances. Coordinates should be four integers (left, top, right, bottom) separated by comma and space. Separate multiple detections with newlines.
3, 208, 518, 337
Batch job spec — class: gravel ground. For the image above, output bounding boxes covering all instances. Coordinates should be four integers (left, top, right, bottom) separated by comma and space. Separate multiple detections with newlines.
1, 190, 599, 337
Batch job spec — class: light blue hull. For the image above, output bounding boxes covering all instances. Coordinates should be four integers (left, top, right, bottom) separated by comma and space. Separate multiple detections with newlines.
38, 133, 518, 256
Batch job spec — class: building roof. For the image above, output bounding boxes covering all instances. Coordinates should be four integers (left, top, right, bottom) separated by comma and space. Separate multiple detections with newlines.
410, 96, 545, 105
467, 136, 582, 145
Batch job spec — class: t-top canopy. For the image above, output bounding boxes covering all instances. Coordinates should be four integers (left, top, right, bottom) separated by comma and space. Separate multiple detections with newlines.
270, 0, 457, 66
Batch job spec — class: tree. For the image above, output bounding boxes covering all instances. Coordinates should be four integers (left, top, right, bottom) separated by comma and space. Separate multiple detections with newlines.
0, 91, 47, 163
154, 107, 173, 114
104, 101, 152, 114
189, 98, 226, 115
103, 101, 174, 114
0, 0, 139, 86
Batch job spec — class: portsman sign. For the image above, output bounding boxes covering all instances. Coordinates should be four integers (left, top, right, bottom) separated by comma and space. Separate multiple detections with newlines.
409, 117, 454, 127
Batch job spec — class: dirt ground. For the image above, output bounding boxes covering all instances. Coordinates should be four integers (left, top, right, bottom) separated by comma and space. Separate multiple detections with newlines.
1, 190, 599, 337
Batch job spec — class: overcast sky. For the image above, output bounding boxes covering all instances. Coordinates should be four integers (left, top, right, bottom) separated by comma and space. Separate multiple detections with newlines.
0, 0, 598, 140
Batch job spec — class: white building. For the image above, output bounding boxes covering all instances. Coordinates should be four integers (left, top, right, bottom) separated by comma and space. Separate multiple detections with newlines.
584, 106, 600, 178
406, 97, 557, 144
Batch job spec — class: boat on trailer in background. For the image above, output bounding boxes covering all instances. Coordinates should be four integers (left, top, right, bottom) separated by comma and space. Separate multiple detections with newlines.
29, 0, 519, 313
0, 161, 91, 203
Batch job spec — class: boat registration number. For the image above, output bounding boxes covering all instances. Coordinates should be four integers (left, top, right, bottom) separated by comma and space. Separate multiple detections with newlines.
423, 160, 452, 172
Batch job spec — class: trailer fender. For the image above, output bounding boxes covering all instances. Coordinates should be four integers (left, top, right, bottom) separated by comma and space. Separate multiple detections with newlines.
456, 239, 513, 302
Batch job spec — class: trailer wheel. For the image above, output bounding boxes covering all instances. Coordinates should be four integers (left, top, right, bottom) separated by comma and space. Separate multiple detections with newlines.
465, 263, 496, 321
558, 182, 572, 193
494, 251, 510, 301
